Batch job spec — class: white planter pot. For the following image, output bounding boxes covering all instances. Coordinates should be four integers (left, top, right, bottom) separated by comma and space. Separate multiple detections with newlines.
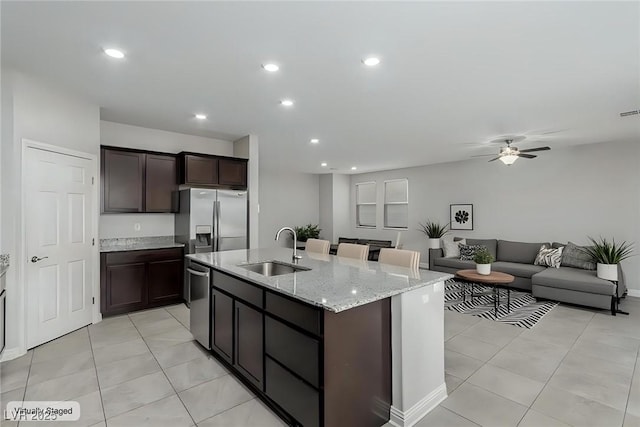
597, 263, 618, 281
428, 238, 441, 249
476, 263, 491, 275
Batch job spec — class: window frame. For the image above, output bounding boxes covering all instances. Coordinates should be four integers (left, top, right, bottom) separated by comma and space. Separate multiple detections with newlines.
383, 178, 409, 230
355, 181, 377, 229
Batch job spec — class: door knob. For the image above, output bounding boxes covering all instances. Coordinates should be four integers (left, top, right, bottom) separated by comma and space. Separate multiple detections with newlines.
31, 256, 49, 263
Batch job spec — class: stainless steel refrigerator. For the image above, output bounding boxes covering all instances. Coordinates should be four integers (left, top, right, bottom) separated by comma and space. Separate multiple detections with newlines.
176, 188, 248, 304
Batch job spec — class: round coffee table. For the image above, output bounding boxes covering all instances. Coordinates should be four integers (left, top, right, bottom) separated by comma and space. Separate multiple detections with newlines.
455, 269, 516, 316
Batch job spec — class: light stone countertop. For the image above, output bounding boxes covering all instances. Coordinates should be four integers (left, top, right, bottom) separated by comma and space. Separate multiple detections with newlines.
100, 236, 185, 253
187, 247, 452, 312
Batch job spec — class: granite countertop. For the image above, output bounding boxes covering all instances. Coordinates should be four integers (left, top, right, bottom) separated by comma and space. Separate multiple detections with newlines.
0, 254, 9, 277
187, 248, 452, 313
100, 236, 185, 253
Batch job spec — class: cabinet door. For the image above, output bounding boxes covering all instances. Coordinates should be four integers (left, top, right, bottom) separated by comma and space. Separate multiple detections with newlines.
235, 301, 264, 389
103, 263, 147, 315
184, 155, 218, 185
148, 258, 183, 305
145, 154, 177, 213
211, 289, 233, 364
102, 149, 144, 213
219, 158, 247, 188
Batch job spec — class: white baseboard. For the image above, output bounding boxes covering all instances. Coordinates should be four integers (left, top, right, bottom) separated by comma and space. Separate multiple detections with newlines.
1, 347, 27, 362
388, 383, 447, 427
627, 289, 640, 298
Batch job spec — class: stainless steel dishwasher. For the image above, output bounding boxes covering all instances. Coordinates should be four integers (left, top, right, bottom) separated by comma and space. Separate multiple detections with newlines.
187, 261, 211, 349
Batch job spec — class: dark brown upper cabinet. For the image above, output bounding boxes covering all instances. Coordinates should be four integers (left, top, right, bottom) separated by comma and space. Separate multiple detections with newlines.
219, 158, 248, 188
180, 154, 219, 186
178, 153, 248, 189
102, 149, 145, 213
101, 147, 177, 214
145, 154, 177, 213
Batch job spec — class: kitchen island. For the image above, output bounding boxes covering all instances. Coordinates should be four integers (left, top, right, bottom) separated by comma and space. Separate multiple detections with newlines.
187, 248, 452, 427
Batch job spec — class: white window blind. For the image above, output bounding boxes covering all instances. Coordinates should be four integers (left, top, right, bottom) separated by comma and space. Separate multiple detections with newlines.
384, 179, 408, 229
356, 182, 376, 228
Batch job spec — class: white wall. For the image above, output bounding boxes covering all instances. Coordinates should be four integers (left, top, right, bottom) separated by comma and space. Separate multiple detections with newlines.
98, 121, 234, 239
348, 140, 640, 291
234, 135, 260, 249
259, 168, 320, 247
1, 70, 101, 358
318, 173, 351, 242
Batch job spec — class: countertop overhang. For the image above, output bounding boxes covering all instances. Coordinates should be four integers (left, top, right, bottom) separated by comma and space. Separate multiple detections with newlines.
187, 248, 452, 312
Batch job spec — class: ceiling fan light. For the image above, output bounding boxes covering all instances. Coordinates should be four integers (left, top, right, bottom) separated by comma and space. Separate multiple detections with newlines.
500, 154, 519, 165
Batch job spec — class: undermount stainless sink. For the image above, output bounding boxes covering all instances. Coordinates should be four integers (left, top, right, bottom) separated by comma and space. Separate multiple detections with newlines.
238, 261, 311, 277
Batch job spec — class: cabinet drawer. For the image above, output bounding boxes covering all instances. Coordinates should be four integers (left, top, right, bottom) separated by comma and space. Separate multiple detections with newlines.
265, 316, 319, 388
266, 357, 319, 427
266, 292, 321, 335
104, 248, 183, 265
212, 271, 263, 308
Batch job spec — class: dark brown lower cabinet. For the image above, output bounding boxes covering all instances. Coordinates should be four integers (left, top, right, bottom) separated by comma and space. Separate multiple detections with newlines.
234, 301, 263, 389
211, 289, 233, 364
208, 269, 391, 427
101, 248, 184, 316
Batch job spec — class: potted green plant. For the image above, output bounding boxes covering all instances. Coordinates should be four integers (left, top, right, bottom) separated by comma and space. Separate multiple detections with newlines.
418, 220, 449, 249
473, 247, 495, 275
294, 224, 321, 243
581, 237, 634, 281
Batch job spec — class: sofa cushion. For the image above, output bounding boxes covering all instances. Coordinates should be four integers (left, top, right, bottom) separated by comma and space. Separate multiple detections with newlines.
459, 244, 485, 261
466, 239, 497, 259
433, 257, 475, 270
531, 267, 615, 295
534, 245, 563, 268
492, 262, 546, 279
561, 242, 596, 270
497, 240, 548, 264
552, 242, 566, 249
442, 237, 466, 258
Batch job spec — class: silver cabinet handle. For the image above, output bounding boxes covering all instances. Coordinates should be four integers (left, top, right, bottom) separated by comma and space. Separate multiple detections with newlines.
187, 268, 209, 277
31, 256, 49, 263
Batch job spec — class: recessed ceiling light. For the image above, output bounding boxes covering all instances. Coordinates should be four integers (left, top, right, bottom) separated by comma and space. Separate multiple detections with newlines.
310, 139, 319, 144
103, 48, 125, 59
362, 57, 380, 66
351, 166, 357, 170
194, 114, 207, 120
280, 99, 294, 107
321, 162, 328, 167
262, 63, 279, 72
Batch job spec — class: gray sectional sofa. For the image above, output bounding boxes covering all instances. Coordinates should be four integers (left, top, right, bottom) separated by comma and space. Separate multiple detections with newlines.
429, 238, 627, 315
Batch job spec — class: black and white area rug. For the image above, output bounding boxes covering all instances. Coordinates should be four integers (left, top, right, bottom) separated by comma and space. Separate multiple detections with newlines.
445, 279, 558, 329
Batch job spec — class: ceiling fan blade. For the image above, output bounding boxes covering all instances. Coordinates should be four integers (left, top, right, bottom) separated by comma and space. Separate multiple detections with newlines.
471, 154, 496, 157
519, 146, 551, 153
518, 153, 537, 159
488, 157, 501, 162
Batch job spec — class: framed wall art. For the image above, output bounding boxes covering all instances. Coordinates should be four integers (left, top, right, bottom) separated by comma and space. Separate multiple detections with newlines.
450, 204, 473, 230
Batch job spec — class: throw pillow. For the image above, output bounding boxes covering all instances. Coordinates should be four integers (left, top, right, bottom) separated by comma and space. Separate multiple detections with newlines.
442, 238, 466, 258
459, 244, 486, 261
561, 242, 596, 270
534, 245, 563, 268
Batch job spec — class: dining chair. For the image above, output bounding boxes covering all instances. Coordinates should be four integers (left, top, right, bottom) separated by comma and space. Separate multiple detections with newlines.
336, 243, 369, 261
379, 248, 421, 269
305, 238, 331, 255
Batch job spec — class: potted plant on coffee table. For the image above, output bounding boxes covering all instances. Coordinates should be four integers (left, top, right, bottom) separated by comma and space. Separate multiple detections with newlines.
473, 247, 495, 275
418, 220, 449, 249
581, 237, 634, 281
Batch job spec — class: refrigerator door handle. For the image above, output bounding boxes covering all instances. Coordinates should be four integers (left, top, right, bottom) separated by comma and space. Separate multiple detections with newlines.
215, 200, 221, 251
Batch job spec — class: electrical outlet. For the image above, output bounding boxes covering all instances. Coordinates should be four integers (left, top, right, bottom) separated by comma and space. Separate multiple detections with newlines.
134, 223, 141, 231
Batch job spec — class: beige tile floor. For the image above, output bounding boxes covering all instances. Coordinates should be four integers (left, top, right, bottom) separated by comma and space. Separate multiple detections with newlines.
1, 297, 639, 426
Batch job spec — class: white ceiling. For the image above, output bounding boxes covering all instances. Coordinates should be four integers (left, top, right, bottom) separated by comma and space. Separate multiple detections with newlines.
2, 1, 639, 173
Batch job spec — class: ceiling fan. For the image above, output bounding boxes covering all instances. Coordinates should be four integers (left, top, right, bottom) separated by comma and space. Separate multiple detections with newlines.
472, 137, 551, 165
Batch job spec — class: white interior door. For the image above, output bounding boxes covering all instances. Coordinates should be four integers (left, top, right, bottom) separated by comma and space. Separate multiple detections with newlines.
25, 146, 95, 348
